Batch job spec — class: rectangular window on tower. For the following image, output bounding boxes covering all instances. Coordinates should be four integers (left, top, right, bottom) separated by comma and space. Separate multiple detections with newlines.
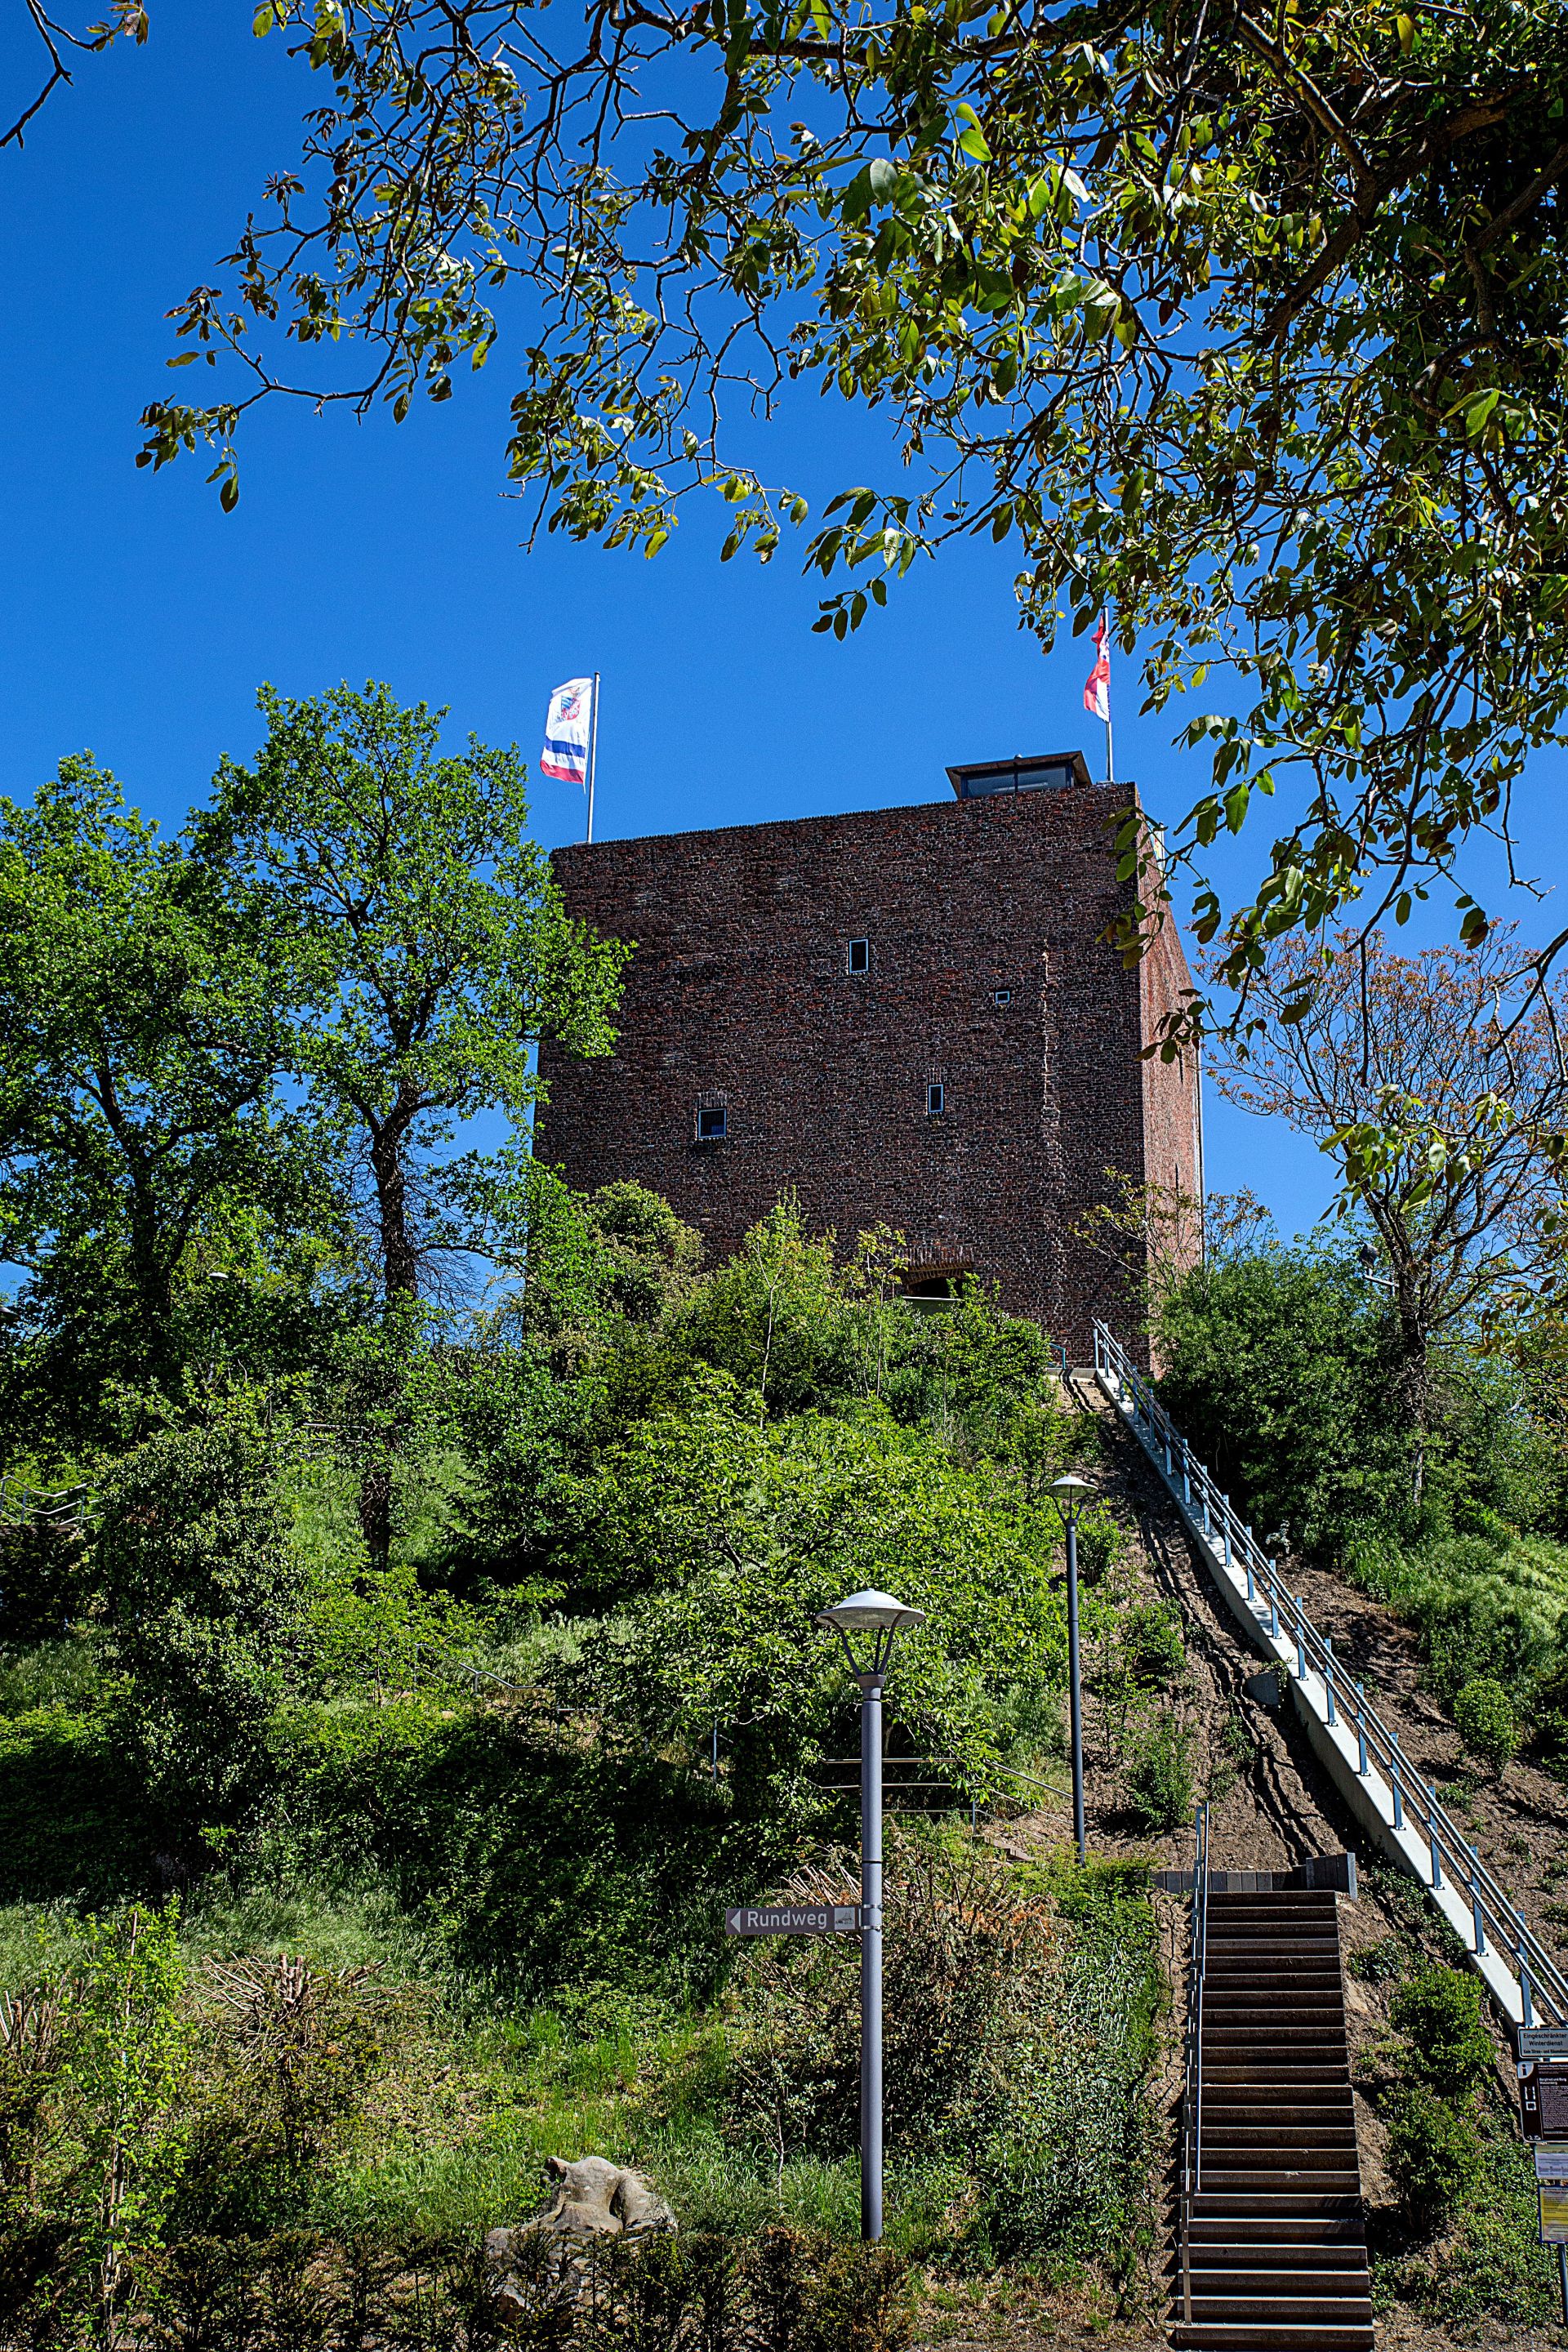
695, 1106, 728, 1143
847, 938, 870, 974
926, 1083, 946, 1116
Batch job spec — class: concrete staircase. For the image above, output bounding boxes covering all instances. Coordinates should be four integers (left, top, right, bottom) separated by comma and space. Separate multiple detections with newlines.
1171, 1888, 1374, 2351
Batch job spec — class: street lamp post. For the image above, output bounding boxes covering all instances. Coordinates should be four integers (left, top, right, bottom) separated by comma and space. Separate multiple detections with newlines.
1048, 1475, 1094, 1866
814, 1588, 926, 2243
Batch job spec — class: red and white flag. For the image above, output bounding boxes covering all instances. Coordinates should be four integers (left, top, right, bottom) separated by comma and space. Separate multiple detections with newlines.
1083, 614, 1111, 723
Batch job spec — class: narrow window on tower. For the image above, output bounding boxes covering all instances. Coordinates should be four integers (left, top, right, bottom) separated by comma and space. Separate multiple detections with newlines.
695, 1106, 728, 1143
847, 938, 870, 974
926, 1083, 946, 1116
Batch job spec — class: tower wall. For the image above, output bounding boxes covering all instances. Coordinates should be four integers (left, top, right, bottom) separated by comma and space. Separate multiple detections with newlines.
534, 782, 1199, 1356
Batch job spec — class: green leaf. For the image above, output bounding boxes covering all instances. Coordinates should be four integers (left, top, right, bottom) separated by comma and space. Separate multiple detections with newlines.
955, 105, 991, 162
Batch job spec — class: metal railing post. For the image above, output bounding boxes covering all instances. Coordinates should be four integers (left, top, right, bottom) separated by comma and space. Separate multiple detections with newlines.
1517, 1913, 1536, 2029
1468, 1848, 1486, 1956
1324, 1635, 1338, 1726
1355, 1684, 1368, 1775
1389, 1739, 1405, 1830
1294, 1597, 1307, 1682
1428, 1787, 1443, 1889
1267, 1581, 1280, 1641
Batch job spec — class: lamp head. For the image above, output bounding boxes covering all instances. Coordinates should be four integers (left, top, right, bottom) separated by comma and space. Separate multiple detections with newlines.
1048, 1473, 1093, 1526
815, 1588, 925, 1678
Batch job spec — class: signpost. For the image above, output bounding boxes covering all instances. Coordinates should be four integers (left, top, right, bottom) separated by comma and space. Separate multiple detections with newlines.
724, 1905, 860, 1936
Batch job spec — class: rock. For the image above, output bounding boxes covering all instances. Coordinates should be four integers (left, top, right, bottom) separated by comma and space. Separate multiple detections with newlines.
485, 2155, 677, 2309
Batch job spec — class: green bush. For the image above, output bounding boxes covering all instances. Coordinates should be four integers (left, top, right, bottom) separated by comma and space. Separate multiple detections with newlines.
96, 1419, 305, 1838
1383, 2084, 1483, 2227
727, 1829, 1055, 2163
1154, 1249, 1409, 1560
1388, 1965, 1494, 2100
1122, 1712, 1194, 1832
1452, 1677, 1521, 1774
1118, 1602, 1185, 1686
977, 1864, 1160, 2275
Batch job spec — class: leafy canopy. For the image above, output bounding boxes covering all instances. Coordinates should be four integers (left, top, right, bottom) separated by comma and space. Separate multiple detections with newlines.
0, 758, 313, 1423
200, 681, 630, 1303
44, 0, 1568, 1002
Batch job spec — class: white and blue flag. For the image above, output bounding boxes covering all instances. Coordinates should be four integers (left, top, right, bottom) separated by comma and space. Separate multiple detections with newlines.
541, 677, 594, 786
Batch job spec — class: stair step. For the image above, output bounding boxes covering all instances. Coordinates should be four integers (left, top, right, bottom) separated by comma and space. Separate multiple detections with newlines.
1204, 2029, 1347, 2047
1185, 2219, 1366, 2243
1178, 2270, 1370, 2297
1183, 2294, 1374, 2319
1205, 2066, 1351, 2084
1206, 1951, 1341, 1968
1171, 2329, 1374, 2351
1171, 2246, 1369, 2271
1194, 1994, 1344, 2013
1201, 2132, 1360, 2153
1191, 2193, 1362, 2217
1194, 2107, 1354, 2126
1205, 1973, 1343, 1991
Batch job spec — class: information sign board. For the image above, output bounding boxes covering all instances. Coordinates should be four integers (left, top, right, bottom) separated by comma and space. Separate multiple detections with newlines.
1519, 2027, 1568, 2064
1539, 2183, 1568, 2247
1521, 2066, 1568, 2139
724, 1904, 860, 1936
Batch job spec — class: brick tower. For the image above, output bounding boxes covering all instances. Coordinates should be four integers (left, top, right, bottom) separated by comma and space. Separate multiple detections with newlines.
533, 752, 1200, 1356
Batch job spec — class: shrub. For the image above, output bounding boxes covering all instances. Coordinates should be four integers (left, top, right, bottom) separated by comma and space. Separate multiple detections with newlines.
727, 1829, 1056, 2163
1119, 1602, 1185, 1686
173, 1953, 399, 2233
1452, 1677, 1521, 1773
977, 1865, 1161, 2274
1154, 1250, 1408, 1561
1388, 1965, 1494, 2100
1383, 2084, 1483, 2227
1071, 1508, 1125, 1589
96, 1419, 304, 1837
1122, 1711, 1194, 1832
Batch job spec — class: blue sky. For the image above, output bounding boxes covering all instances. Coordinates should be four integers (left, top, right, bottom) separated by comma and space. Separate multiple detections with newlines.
2, 2, 1563, 1245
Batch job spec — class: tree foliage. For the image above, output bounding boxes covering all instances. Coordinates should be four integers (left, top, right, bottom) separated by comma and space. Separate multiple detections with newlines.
200, 683, 629, 1308
0, 758, 318, 1434
1213, 924, 1568, 1445
23, 0, 1568, 999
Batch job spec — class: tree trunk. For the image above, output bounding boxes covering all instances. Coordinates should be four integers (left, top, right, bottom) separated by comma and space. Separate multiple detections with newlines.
368, 1090, 422, 1303
1392, 1285, 1430, 1508
359, 1088, 423, 1569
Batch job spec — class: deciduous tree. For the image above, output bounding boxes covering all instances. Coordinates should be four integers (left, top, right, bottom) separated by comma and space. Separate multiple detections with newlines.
0, 758, 308, 1429
200, 681, 629, 1310
1214, 924, 1568, 1481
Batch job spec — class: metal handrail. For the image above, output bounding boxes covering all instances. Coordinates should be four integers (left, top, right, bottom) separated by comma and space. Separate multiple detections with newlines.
0, 1474, 90, 1530
1094, 1321, 1568, 2025
1180, 1802, 1210, 2324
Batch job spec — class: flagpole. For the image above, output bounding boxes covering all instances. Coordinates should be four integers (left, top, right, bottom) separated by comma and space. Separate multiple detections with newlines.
586, 671, 600, 844
1106, 710, 1114, 787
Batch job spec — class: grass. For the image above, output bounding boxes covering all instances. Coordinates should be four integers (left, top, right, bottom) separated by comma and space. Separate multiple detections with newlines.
0, 1632, 104, 1717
